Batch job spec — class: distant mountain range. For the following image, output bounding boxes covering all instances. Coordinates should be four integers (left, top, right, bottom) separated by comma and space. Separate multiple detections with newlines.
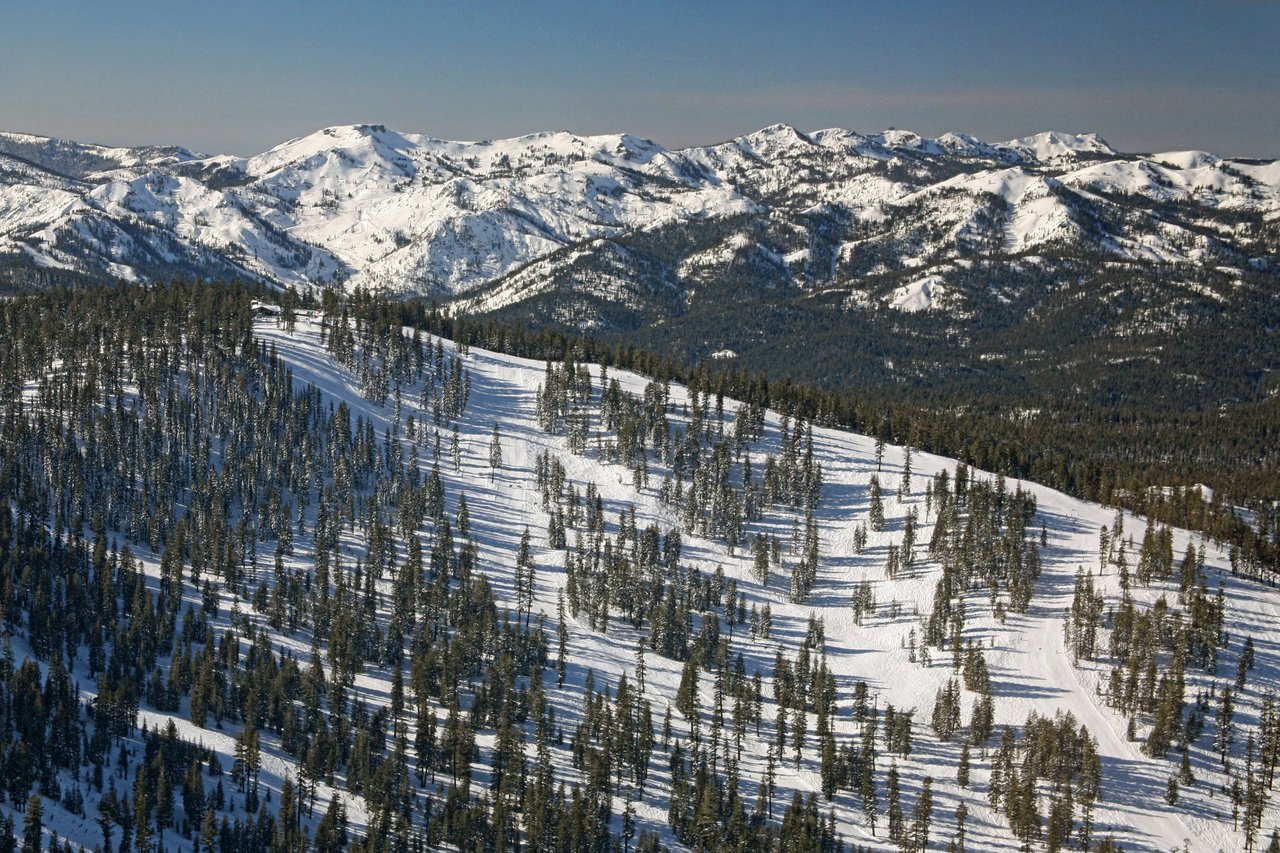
2, 123, 1277, 406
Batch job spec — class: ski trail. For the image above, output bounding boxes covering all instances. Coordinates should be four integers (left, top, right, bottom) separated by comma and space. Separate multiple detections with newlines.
1012, 552, 1196, 852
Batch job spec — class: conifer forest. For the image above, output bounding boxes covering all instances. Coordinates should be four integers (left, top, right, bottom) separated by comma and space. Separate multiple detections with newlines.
0, 281, 1277, 853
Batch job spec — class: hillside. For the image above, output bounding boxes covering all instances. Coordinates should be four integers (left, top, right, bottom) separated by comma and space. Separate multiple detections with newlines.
1, 284, 1278, 852
2, 123, 1277, 420
3, 124, 1277, 302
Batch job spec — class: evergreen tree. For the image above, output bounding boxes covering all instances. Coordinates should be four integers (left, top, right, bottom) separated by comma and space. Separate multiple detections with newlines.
488, 422, 503, 480
899, 447, 912, 501
869, 475, 886, 532
911, 776, 934, 852
20, 796, 41, 853
949, 801, 969, 853
887, 761, 904, 843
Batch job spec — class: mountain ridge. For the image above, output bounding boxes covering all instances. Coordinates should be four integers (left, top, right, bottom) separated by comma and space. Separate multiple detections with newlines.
1, 122, 1273, 301
3, 122, 1277, 416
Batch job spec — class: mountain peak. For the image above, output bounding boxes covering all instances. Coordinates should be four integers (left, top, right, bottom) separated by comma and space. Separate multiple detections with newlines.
245, 123, 420, 179
0, 121, 1272, 302
999, 130, 1116, 160
868, 128, 925, 149
740, 123, 813, 146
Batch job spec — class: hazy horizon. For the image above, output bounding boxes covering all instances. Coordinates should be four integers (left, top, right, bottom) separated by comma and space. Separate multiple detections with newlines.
4, 1, 1278, 159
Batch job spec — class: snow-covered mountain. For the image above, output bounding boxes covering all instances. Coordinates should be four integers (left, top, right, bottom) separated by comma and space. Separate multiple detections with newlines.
1, 124, 1276, 313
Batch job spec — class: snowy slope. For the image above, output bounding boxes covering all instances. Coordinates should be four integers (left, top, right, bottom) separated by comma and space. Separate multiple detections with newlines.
1, 124, 1275, 304
6, 309, 1277, 852
997, 131, 1116, 161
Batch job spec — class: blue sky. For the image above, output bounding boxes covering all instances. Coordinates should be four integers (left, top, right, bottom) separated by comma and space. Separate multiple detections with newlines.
3, 1, 1277, 157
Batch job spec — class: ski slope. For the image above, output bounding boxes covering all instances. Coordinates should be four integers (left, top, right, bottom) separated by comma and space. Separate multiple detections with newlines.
9, 310, 1278, 852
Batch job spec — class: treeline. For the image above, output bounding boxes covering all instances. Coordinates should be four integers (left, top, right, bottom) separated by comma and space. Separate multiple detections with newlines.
388, 296, 1280, 579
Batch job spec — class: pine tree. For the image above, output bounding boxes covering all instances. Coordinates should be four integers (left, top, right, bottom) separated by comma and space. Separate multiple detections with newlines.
97, 804, 114, 853
859, 735, 879, 835
1218, 687, 1236, 765
193, 798, 216, 853
1179, 751, 1195, 786
20, 796, 41, 853
635, 638, 647, 695
1239, 636, 1256, 690
752, 533, 770, 586
911, 776, 933, 852
488, 422, 503, 480
622, 798, 637, 853
676, 655, 699, 720
820, 733, 839, 800
899, 447, 912, 501
557, 593, 569, 687
869, 475, 886, 532
516, 526, 535, 626
132, 757, 155, 853
792, 705, 808, 768
887, 761, 904, 843
154, 764, 173, 840
949, 801, 969, 853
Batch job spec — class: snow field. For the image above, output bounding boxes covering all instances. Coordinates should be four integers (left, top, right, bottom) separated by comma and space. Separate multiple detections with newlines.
9, 310, 1278, 852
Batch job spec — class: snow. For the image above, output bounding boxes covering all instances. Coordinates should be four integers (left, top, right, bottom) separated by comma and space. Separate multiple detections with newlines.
867, 129, 930, 151
677, 232, 764, 277
257, 319, 1280, 853
934, 132, 1018, 161
0, 183, 87, 233
1153, 150, 1222, 170
0, 131, 201, 176
926, 167, 1044, 205
888, 273, 947, 312
1232, 159, 1280, 189
0, 121, 1275, 302
998, 131, 1116, 161
897, 168, 1078, 255
237, 125, 756, 296
8, 312, 1277, 852
730, 123, 814, 158
1058, 157, 1280, 224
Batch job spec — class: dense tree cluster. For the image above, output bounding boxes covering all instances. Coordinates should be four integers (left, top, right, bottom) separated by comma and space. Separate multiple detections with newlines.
0, 283, 644, 852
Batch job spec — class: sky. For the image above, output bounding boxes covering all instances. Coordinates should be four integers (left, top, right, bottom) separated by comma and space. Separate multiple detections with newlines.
3, 1, 1278, 158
